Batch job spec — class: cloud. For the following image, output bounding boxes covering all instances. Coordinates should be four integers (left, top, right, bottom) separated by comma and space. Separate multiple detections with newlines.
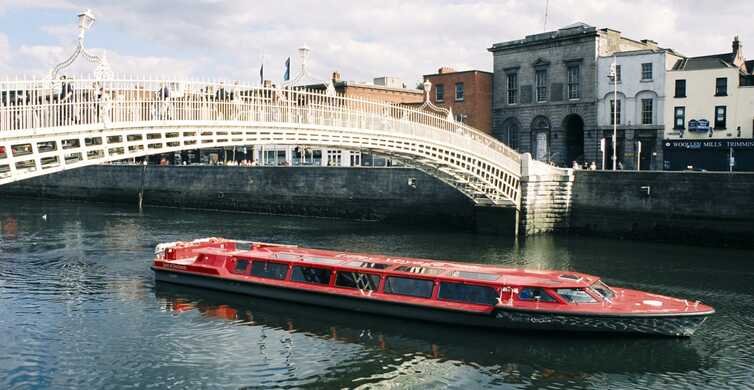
2, 0, 754, 85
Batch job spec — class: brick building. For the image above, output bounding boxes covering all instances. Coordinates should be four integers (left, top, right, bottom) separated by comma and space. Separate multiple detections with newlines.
423, 68, 493, 133
488, 23, 659, 167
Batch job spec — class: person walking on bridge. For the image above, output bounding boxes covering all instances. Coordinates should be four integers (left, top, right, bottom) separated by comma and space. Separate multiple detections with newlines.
59, 76, 74, 125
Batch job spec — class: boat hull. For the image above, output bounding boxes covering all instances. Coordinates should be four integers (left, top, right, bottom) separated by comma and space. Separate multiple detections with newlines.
153, 268, 709, 337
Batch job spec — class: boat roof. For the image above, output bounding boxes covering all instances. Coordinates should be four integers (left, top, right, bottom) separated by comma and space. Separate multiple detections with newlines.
204, 243, 598, 288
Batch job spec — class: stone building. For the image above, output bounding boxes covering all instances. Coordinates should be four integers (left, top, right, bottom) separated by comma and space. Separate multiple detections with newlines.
663, 37, 754, 171
488, 23, 660, 167
423, 67, 493, 133
596, 44, 684, 170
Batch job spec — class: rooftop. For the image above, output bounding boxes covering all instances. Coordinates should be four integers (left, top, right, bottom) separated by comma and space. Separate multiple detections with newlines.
672, 53, 738, 71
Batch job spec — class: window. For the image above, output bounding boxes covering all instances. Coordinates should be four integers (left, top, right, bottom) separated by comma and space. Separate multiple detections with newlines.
518, 287, 557, 303
556, 288, 597, 303
610, 99, 621, 125
291, 266, 331, 285
614, 65, 622, 82
641, 98, 653, 125
675, 79, 686, 98
715, 106, 727, 129
438, 282, 498, 305
641, 63, 653, 80
234, 259, 249, 274
335, 272, 380, 291
535, 70, 548, 102
674, 107, 686, 130
384, 276, 434, 298
435, 84, 444, 102
251, 261, 288, 280
567, 65, 580, 99
590, 281, 616, 300
715, 77, 728, 96
455, 82, 464, 101
506, 73, 518, 104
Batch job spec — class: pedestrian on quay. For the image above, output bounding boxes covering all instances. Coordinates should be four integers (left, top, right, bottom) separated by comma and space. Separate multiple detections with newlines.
589, 161, 597, 170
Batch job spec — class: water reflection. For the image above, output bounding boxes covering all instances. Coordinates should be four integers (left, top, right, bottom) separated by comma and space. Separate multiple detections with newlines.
154, 283, 710, 380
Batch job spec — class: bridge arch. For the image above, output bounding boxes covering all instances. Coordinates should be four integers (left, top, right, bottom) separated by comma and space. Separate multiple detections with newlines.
0, 77, 522, 206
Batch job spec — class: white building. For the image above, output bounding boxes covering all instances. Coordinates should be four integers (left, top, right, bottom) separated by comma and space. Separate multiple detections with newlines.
663, 37, 754, 171
597, 44, 683, 170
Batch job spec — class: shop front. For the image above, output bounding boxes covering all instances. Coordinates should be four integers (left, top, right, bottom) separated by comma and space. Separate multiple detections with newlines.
663, 139, 754, 171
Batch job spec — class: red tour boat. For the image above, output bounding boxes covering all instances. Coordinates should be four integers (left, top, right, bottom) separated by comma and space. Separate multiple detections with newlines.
152, 238, 714, 337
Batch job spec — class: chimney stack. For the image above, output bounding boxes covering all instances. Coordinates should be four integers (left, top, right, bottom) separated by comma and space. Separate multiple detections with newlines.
438, 67, 456, 74
733, 36, 741, 54
332, 71, 341, 82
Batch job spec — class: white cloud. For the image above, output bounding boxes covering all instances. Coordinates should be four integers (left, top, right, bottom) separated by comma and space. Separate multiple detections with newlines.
2, 0, 754, 84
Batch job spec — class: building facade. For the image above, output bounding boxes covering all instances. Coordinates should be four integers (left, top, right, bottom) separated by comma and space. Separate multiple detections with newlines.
423, 68, 493, 133
489, 23, 660, 167
596, 46, 683, 170
663, 37, 754, 171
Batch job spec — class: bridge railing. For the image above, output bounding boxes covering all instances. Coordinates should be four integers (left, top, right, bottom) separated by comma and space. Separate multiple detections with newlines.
0, 76, 520, 165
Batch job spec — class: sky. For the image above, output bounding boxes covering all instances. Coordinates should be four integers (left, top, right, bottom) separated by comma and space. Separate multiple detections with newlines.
1, 0, 753, 87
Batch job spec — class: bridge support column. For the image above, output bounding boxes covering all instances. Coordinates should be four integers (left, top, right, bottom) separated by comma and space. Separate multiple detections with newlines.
518, 153, 574, 236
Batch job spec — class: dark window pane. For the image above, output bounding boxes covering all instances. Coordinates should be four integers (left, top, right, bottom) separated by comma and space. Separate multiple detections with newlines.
439, 282, 498, 305
251, 261, 288, 280
384, 277, 434, 298
234, 259, 249, 273
335, 272, 380, 291
291, 266, 331, 285
556, 288, 597, 303
518, 287, 557, 302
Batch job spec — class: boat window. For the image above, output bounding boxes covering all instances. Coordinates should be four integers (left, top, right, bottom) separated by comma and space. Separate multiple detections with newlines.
590, 281, 616, 300
291, 266, 331, 285
234, 259, 249, 274
518, 287, 557, 303
438, 282, 498, 305
335, 272, 380, 291
250, 261, 288, 280
344, 261, 390, 269
450, 271, 499, 281
384, 277, 434, 298
556, 288, 597, 303
394, 266, 444, 276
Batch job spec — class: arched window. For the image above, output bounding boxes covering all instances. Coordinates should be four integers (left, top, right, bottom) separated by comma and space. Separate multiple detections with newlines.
495, 118, 520, 150
530, 116, 551, 161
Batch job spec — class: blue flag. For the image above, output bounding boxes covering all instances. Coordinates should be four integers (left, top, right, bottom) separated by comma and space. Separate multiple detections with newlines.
283, 57, 290, 81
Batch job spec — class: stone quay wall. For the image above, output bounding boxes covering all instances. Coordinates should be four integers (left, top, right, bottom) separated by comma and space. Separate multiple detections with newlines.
0, 165, 478, 227
570, 170, 754, 246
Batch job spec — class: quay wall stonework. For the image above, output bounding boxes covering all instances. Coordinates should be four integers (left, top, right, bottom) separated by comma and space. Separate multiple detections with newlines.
570, 170, 754, 246
0, 165, 478, 227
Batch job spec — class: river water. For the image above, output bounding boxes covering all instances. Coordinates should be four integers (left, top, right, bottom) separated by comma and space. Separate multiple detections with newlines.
0, 198, 752, 389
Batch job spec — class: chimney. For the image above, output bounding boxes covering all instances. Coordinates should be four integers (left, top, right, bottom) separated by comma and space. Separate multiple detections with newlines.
733, 36, 741, 54
332, 71, 341, 82
438, 67, 456, 74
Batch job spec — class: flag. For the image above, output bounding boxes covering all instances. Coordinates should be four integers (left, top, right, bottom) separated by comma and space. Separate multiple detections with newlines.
259, 62, 264, 85
283, 57, 290, 82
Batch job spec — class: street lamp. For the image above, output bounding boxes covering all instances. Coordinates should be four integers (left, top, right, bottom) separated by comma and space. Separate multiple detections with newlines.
608, 55, 618, 170
77, 9, 96, 39
49, 9, 111, 80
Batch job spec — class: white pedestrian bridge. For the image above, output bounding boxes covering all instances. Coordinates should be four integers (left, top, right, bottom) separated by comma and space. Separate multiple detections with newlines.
0, 77, 522, 206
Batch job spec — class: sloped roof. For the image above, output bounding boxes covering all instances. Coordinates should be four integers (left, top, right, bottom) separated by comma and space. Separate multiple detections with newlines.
672, 53, 736, 71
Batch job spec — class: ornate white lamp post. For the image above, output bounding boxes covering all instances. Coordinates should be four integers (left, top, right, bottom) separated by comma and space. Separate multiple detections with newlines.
608, 55, 618, 170
49, 9, 112, 80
